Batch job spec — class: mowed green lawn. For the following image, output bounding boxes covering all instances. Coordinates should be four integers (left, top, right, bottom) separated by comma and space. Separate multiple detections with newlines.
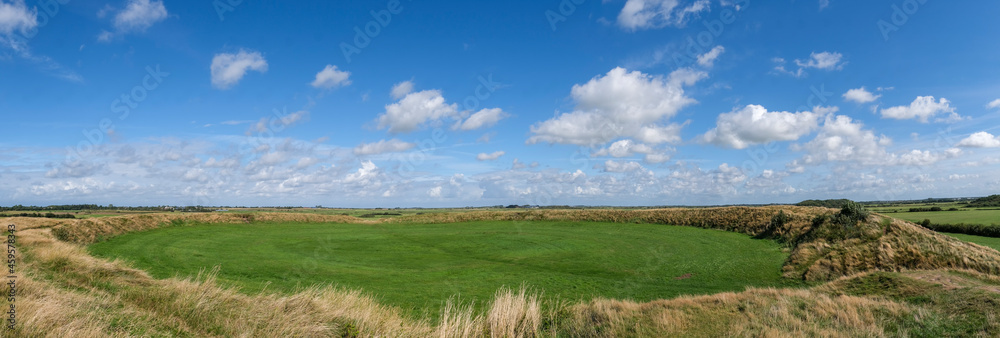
880, 209, 1000, 226
88, 221, 797, 317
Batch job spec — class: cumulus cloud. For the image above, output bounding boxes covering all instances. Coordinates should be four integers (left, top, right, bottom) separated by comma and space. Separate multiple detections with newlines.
353, 139, 417, 155
842, 87, 881, 104
796, 51, 845, 70
391, 80, 414, 99
376, 90, 459, 133
0, 0, 36, 36
114, 0, 167, 32
454, 108, 509, 131
376, 88, 506, 133
618, 0, 710, 31
896, 148, 962, 166
696, 46, 725, 67
97, 0, 168, 41
592, 139, 654, 158
211, 49, 268, 89
987, 99, 1000, 110
476, 151, 505, 161
699, 105, 827, 149
528, 67, 704, 146
600, 160, 645, 173
879, 96, 962, 123
310, 65, 351, 89
797, 115, 892, 165
957, 132, 1000, 148
792, 114, 963, 167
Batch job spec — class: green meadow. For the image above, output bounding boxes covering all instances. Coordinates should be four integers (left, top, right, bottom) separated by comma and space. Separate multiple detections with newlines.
88, 220, 799, 317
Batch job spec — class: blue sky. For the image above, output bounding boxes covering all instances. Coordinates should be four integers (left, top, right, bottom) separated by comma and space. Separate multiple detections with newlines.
2, 0, 1000, 207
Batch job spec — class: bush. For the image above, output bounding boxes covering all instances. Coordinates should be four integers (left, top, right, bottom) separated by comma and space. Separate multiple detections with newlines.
834, 201, 870, 227
804, 202, 873, 242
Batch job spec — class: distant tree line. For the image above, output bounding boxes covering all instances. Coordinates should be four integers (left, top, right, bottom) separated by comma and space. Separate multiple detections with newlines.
0, 212, 76, 219
968, 195, 1000, 208
908, 207, 960, 212
795, 199, 854, 209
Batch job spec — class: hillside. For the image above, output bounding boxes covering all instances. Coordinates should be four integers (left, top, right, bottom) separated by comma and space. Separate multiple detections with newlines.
969, 194, 1000, 208
6, 205, 1000, 336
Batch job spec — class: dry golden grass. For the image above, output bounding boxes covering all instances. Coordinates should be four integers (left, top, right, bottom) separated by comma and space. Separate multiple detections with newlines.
560, 286, 925, 337
45, 212, 369, 244
7, 205, 1000, 336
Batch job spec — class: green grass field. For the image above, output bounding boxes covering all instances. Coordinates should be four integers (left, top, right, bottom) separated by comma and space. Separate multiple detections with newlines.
946, 233, 1000, 252
88, 220, 799, 317
878, 209, 1000, 225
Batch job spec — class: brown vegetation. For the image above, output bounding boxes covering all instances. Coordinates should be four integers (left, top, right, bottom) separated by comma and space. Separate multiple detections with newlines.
6, 205, 1000, 336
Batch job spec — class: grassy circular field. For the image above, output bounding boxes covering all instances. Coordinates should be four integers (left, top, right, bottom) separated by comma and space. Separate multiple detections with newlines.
88, 220, 799, 317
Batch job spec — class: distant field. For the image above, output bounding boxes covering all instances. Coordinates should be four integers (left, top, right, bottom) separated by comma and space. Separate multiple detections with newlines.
88, 220, 799, 317
878, 209, 1000, 226
945, 233, 1000, 252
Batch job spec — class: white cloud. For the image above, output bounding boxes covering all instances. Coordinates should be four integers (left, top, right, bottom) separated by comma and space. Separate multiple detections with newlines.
842, 87, 881, 104
819, 0, 830, 10
600, 160, 646, 173
427, 186, 443, 197
211, 49, 268, 89
114, 0, 167, 32
376, 87, 507, 133
376, 90, 459, 133
771, 57, 804, 78
617, 0, 710, 31
896, 148, 962, 166
797, 115, 892, 165
593, 139, 654, 158
696, 46, 725, 67
0, 0, 36, 35
879, 96, 962, 123
699, 105, 827, 149
476, 151, 505, 161
528, 67, 704, 146
795, 51, 845, 70
987, 99, 1000, 110
310, 65, 351, 89
645, 153, 671, 163
455, 108, 509, 131
957, 132, 1000, 148
774, 52, 845, 77
353, 139, 417, 155
96, 0, 167, 41
391, 80, 414, 99
44, 161, 108, 178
